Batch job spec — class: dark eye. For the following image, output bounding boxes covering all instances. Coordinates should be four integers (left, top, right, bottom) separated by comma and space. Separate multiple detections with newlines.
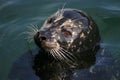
62, 30, 72, 37
47, 17, 54, 24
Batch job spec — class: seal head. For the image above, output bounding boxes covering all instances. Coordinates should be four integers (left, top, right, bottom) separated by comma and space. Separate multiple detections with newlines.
34, 8, 100, 63
33, 8, 101, 80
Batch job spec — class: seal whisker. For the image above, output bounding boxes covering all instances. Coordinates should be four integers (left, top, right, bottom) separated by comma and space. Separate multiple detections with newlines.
24, 24, 39, 43
54, 49, 65, 60
25, 37, 33, 42
60, 47, 73, 55
56, 2, 66, 19
59, 49, 75, 62
57, 49, 76, 65
18, 31, 34, 43
27, 25, 39, 36
53, 49, 68, 64
57, 50, 68, 60
50, 49, 58, 60
24, 34, 34, 43
24, 32, 36, 37
60, 47, 76, 59
52, 48, 71, 62
52, 49, 63, 61
52, 49, 68, 64
24, 31, 36, 35
29, 24, 39, 32
60, 2, 66, 14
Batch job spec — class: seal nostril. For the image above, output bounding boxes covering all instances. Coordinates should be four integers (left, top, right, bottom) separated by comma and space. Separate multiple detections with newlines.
36, 32, 40, 36
34, 32, 39, 40
40, 36, 46, 41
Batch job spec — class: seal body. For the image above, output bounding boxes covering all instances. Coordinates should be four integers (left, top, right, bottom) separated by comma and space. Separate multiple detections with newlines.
33, 8, 100, 80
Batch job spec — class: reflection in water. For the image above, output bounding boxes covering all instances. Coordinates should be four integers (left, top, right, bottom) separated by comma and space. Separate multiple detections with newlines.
73, 47, 120, 80
8, 45, 120, 80
8, 49, 40, 80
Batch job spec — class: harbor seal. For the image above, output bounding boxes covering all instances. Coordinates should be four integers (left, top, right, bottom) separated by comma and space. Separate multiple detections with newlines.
33, 8, 101, 80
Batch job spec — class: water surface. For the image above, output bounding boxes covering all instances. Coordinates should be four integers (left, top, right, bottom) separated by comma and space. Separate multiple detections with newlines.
0, 0, 120, 80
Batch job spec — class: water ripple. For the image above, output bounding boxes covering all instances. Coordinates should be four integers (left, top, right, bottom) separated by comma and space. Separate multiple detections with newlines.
0, 1, 14, 10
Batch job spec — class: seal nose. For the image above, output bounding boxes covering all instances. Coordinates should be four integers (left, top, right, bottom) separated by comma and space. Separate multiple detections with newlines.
34, 32, 46, 41
40, 36, 46, 41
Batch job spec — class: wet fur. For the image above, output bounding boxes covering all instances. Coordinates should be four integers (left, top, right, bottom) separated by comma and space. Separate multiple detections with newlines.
32, 8, 101, 80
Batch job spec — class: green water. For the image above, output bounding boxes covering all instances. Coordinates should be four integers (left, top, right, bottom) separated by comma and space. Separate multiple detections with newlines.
0, 0, 120, 80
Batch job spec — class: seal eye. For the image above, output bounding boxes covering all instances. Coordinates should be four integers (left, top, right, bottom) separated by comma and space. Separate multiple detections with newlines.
47, 17, 54, 24
62, 30, 72, 37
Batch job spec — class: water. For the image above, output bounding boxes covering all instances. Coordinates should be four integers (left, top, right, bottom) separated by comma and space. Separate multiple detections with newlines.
0, 0, 120, 80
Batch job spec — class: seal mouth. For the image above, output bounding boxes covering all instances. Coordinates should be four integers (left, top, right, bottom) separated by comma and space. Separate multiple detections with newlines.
40, 40, 76, 64
41, 41, 60, 51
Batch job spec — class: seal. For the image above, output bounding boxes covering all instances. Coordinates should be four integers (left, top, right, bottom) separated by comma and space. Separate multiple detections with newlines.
33, 8, 101, 80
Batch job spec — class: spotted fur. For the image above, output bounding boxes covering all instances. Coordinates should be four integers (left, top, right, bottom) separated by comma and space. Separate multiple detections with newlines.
33, 8, 101, 80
